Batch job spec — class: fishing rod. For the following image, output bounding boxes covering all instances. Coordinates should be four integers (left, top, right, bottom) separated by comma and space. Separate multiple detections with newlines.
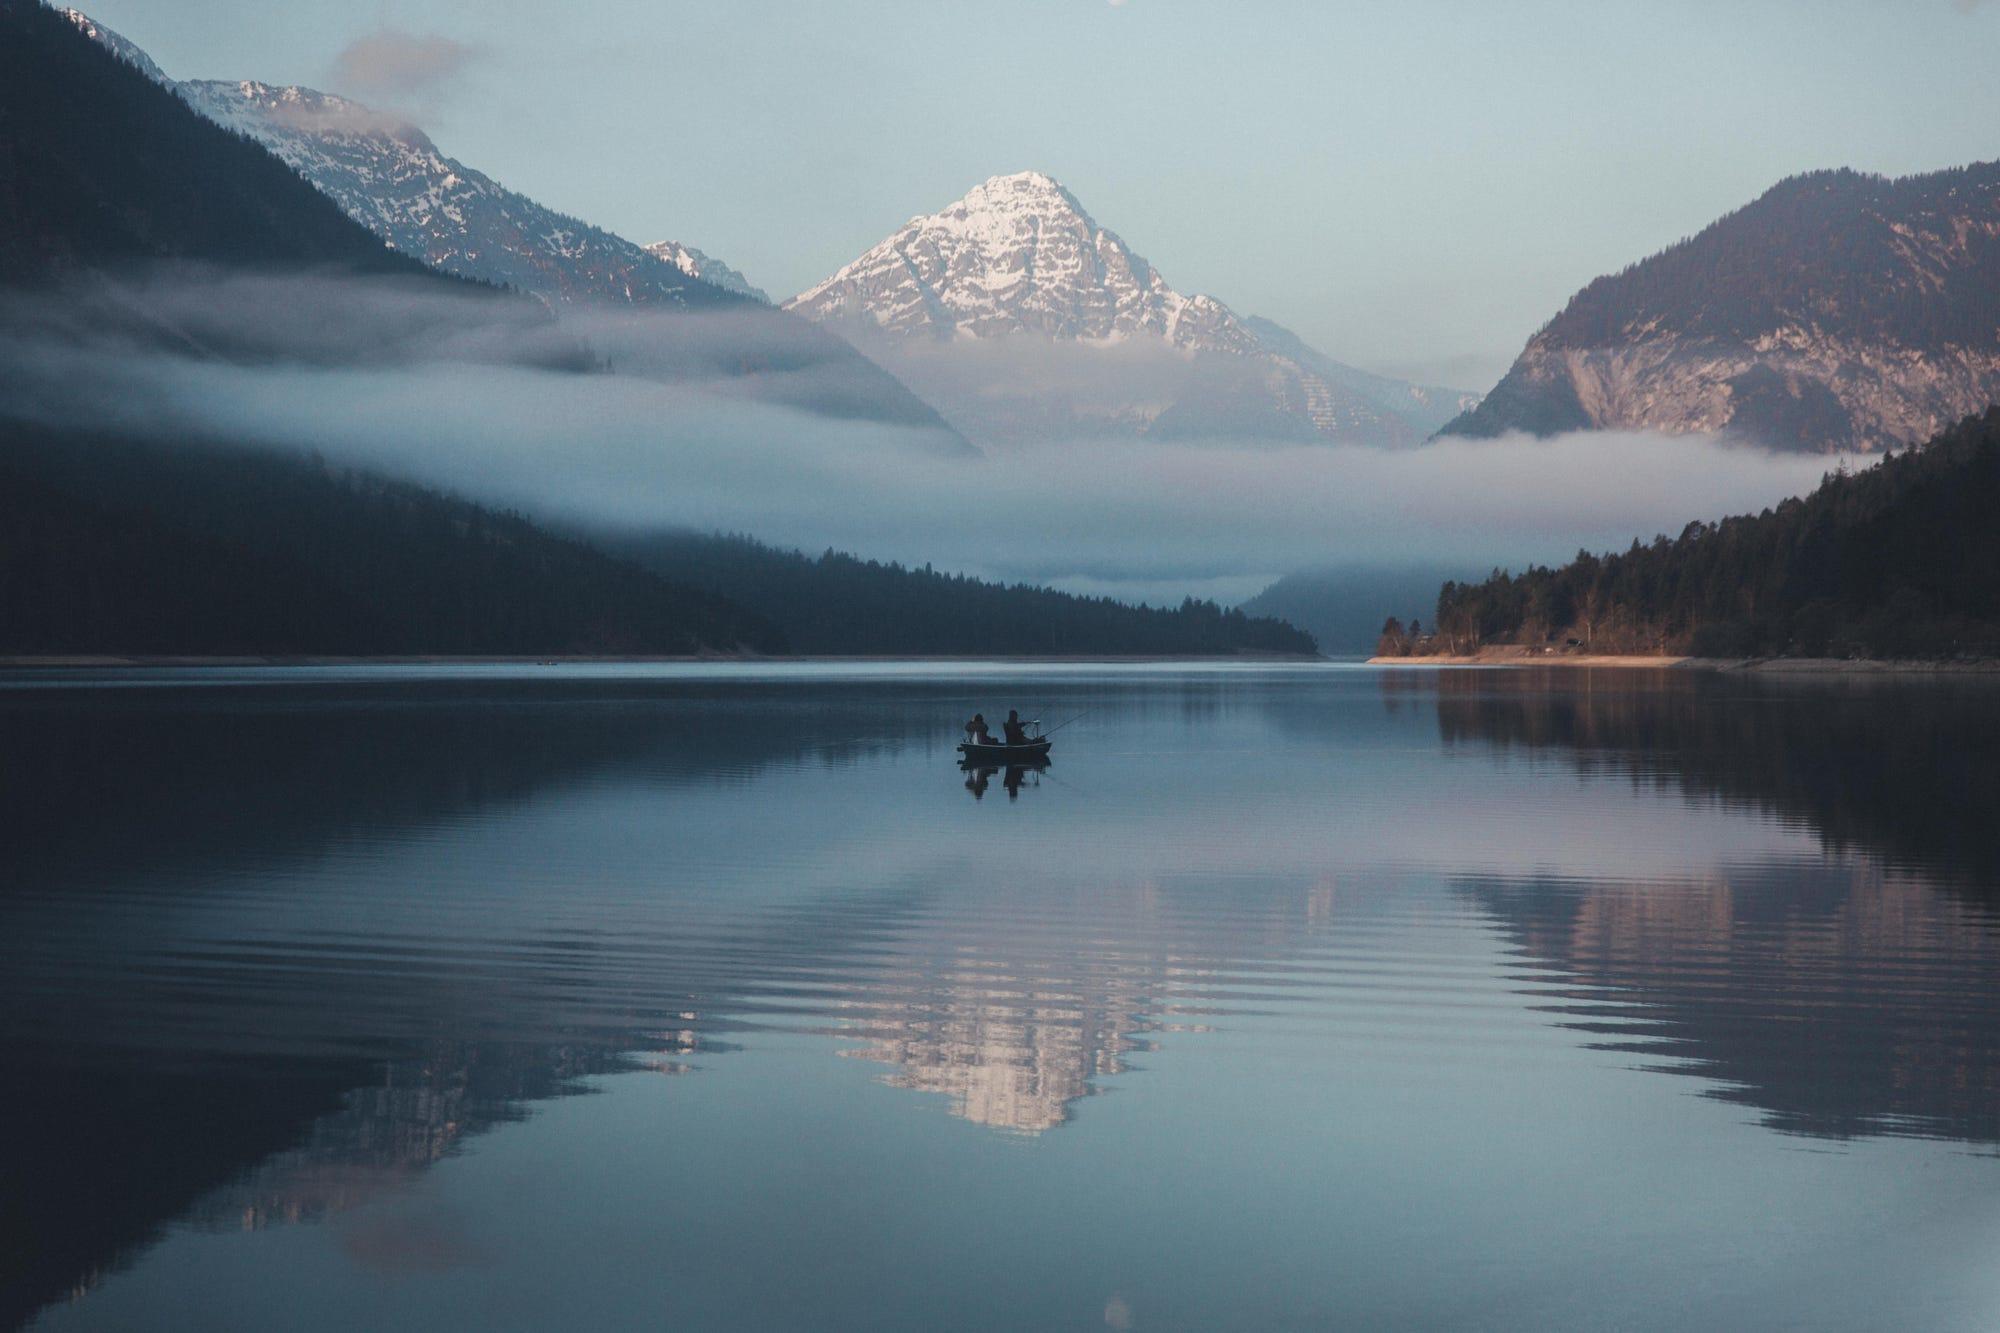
1039, 707, 1093, 737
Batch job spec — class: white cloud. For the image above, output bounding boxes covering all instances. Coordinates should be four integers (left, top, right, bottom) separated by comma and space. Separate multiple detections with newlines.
4, 269, 1845, 604
330, 29, 479, 107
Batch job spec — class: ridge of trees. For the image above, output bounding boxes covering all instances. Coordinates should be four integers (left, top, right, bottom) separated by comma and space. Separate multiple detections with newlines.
1440, 161, 2000, 443
1538, 163, 2000, 351
0, 0, 441, 282
613, 531, 1319, 657
0, 422, 784, 655
1384, 408, 2000, 661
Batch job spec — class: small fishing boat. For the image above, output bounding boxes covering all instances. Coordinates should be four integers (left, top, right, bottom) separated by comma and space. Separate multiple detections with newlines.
956, 737, 1052, 763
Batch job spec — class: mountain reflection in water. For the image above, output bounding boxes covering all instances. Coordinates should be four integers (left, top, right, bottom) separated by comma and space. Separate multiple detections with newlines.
5, 666, 2000, 1330
1424, 668, 2000, 1145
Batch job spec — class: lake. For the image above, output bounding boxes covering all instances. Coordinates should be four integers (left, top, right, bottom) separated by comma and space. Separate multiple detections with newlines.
4, 662, 1999, 1331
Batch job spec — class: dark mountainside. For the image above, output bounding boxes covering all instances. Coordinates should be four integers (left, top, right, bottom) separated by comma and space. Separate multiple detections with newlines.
55, 4, 967, 446
1241, 564, 1477, 656
0, 0, 429, 282
0, 5, 1307, 658
0, 4, 779, 656
1443, 164, 2000, 452
15, 2, 966, 448
1398, 409, 2000, 660
610, 533, 1319, 657
0, 423, 785, 655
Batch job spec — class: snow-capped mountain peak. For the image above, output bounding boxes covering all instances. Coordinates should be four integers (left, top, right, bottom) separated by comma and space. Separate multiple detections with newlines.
62, 11, 754, 313
60, 7, 169, 84
786, 170, 1261, 353
642, 241, 769, 303
785, 172, 1479, 448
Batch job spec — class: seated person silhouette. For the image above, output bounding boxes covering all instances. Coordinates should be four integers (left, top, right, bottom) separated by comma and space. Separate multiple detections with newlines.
1001, 710, 1029, 746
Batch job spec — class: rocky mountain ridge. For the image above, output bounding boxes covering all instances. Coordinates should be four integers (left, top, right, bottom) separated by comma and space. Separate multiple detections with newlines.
172, 76, 743, 311
1443, 164, 2000, 452
61, 8, 966, 444
642, 240, 768, 302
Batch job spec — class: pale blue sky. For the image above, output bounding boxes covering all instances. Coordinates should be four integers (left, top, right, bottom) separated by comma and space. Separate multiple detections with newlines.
79, 0, 2000, 387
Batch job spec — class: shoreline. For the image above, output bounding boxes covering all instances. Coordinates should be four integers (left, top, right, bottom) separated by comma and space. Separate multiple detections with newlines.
1367, 650, 2000, 675
0, 651, 1329, 669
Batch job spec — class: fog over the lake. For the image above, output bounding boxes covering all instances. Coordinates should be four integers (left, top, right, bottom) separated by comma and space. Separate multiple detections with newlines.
6, 270, 1840, 604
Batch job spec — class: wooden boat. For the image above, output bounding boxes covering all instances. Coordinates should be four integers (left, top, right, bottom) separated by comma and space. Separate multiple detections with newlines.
956, 737, 1052, 763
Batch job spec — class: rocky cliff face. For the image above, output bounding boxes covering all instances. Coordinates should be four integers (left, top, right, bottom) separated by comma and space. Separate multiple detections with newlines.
1444, 165, 2000, 452
787, 171, 1474, 449
174, 78, 743, 311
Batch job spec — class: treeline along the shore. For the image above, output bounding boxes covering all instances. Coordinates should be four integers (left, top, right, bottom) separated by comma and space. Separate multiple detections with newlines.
0, 423, 1316, 658
611, 532, 1317, 657
1380, 408, 2000, 661
0, 423, 787, 656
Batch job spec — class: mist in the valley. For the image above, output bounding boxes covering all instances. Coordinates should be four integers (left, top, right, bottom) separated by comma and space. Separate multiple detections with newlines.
3, 269, 1841, 606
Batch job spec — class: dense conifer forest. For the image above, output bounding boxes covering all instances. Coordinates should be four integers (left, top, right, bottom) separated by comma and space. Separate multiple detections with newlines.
616, 532, 1317, 657
0, 425, 1316, 657
1385, 409, 2000, 661
0, 424, 785, 655
0, 0, 434, 282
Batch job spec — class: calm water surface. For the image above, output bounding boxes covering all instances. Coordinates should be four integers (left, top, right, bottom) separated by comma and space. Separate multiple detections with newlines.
3, 663, 1999, 1330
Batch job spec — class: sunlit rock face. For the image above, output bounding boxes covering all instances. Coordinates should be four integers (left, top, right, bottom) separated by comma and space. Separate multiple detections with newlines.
168, 78, 743, 312
1443, 164, 2000, 453
791, 172, 1261, 350
56, 9, 970, 447
787, 172, 1476, 449
64, 7, 744, 310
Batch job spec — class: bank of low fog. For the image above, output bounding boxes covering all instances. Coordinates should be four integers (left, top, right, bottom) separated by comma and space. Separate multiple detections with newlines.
4, 270, 1842, 606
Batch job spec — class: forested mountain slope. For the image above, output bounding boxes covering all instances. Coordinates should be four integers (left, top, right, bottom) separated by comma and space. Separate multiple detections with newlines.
0, 423, 782, 655
1413, 409, 2000, 659
0, 0, 429, 282
611, 533, 1319, 657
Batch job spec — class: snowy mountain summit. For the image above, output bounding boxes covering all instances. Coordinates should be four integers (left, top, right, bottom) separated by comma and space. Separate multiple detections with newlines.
58, 6, 167, 83
173, 79, 745, 311
63, 8, 748, 311
787, 172, 1475, 447
58, 9, 968, 446
787, 171, 1253, 352
643, 241, 769, 303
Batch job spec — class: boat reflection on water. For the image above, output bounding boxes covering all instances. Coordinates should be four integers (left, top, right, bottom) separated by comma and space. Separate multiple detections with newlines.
959, 758, 1049, 801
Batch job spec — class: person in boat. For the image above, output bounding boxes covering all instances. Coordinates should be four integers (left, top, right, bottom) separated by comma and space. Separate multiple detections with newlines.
965, 713, 993, 745
1001, 710, 1029, 746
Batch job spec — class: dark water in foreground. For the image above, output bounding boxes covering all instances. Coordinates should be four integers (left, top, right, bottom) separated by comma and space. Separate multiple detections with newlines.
3, 662, 1999, 1331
